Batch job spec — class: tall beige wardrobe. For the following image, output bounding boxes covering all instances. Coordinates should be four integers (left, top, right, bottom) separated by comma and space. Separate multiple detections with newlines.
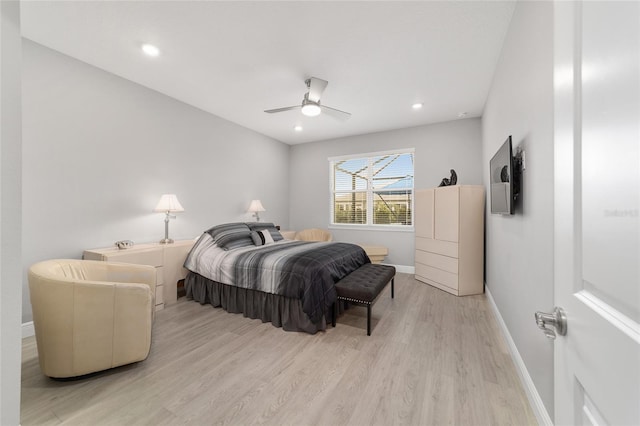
415, 185, 485, 296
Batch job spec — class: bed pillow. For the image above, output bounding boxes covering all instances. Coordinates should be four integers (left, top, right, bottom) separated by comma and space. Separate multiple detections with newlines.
251, 229, 275, 246
218, 233, 254, 250
206, 222, 249, 239
246, 222, 284, 241
206, 222, 253, 250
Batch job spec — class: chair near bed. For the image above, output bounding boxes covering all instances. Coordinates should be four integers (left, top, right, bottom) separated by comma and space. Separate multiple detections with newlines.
295, 228, 333, 242
28, 259, 156, 378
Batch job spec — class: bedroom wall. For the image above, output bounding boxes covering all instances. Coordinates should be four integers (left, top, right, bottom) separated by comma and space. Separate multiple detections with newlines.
482, 0, 554, 420
1, 2, 23, 423
289, 118, 482, 268
21, 40, 290, 323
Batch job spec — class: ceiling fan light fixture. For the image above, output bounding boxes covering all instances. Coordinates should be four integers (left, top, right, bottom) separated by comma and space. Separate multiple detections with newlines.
265, 77, 350, 120
301, 103, 321, 117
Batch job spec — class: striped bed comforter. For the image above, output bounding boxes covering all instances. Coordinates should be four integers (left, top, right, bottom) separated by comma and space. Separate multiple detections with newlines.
184, 233, 370, 322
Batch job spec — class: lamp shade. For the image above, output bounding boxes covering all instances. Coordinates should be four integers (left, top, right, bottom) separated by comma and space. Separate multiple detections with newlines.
247, 199, 265, 213
153, 194, 184, 213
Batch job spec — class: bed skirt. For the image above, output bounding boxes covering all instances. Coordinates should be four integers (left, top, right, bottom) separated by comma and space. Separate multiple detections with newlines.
185, 272, 333, 334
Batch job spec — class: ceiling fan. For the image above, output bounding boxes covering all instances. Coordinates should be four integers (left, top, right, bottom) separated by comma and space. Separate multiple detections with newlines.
264, 77, 351, 120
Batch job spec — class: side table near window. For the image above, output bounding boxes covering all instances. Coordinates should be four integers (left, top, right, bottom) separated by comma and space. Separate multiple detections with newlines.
83, 239, 195, 311
358, 245, 388, 264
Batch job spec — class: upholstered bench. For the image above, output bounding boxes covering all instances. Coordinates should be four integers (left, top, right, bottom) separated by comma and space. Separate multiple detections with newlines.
332, 263, 396, 335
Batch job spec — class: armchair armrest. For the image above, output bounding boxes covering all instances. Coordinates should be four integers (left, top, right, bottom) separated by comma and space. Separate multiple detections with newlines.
104, 262, 157, 295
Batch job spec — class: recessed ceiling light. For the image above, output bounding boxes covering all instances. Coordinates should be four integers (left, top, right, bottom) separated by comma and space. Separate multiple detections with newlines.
458, 112, 468, 118
294, 125, 303, 132
141, 44, 160, 57
412, 103, 423, 110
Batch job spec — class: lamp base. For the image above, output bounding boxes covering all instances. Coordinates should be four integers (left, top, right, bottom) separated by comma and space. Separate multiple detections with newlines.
159, 238, 174, 244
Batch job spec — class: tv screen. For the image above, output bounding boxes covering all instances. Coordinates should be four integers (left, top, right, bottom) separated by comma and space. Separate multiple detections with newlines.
490, 136, 514, 214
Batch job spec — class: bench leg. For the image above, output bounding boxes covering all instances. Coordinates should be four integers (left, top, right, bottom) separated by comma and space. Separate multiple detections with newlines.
332, 302, 337, 327
391, 277, 395, 299
367, 304, 371, 336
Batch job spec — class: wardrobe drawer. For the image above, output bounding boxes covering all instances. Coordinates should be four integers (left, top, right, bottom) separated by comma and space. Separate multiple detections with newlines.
415, 262, 458, 290
415, 237, 458, 258
415, 250, 458, 274
415, 275, 459, 296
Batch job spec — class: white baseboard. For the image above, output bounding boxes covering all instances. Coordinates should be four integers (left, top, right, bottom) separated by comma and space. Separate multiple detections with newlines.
485, 287, 553, 426
22, 321, 35, 339
386, 264, 414, 274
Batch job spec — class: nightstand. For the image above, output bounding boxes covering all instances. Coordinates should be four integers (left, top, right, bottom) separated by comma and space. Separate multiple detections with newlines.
357, 244, 388, 264
83, 239, 195, 310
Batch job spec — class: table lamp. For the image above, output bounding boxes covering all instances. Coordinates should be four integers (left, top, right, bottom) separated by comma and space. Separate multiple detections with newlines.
247, 200, 265, 222
154, 194, 184, 244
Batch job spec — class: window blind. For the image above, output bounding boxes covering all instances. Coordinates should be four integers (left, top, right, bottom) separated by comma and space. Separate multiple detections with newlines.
330, 149, 414, 226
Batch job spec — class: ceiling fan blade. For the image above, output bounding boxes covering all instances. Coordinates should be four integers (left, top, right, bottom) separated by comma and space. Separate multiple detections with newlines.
264, 105, 301, 114
321, 105, 352, 121
306, 77, 328, 103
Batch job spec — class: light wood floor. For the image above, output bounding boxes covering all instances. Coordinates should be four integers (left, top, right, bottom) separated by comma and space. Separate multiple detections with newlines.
21, 273, 537, 425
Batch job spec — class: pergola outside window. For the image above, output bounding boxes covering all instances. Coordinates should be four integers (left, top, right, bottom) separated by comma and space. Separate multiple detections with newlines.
330, 149, 414, 227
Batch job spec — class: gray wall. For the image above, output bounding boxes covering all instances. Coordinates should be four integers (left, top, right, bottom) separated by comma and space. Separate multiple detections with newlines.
1, 1, 23, 423
289, 118, 482, 267
482, 0, 554, 419
21, 40, 290, 322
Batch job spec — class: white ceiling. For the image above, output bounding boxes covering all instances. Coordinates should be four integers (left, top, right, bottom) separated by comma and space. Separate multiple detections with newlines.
20, 1, 515, 145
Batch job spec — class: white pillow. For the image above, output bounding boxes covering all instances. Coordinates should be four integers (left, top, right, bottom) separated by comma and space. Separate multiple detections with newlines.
251, 229, 275, 246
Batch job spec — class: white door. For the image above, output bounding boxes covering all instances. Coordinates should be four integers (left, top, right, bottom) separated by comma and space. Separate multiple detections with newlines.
552, 1, 640, 425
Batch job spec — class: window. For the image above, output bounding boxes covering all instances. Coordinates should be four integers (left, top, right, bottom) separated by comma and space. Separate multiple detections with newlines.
330, 149, 414, 227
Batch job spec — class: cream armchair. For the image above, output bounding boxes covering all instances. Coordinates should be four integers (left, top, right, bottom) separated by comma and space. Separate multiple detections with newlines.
295, 228, 333, 242
28, 259, 156, 378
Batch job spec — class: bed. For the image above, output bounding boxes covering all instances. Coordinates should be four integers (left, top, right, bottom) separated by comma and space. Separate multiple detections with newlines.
184, 222, 370, 333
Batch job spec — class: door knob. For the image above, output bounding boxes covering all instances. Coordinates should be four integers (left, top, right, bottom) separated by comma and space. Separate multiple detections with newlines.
535, 307, 567, 340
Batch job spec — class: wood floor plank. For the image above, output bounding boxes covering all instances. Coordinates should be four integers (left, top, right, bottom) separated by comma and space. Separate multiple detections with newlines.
21, 273, 537, 425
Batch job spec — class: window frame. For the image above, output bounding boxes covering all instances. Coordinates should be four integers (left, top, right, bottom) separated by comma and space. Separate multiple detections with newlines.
329, 148, 415, 231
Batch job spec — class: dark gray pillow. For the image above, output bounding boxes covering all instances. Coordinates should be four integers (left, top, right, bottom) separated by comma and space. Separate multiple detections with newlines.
246, 222, 274, 230
207, 222, 249, 240
218, 233, 254, 250
246, 222, 283, 241
206, 222, 253, 250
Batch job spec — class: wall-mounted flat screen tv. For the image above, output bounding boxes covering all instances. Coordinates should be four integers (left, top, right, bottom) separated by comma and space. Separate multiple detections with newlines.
490, 136, 515, 214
